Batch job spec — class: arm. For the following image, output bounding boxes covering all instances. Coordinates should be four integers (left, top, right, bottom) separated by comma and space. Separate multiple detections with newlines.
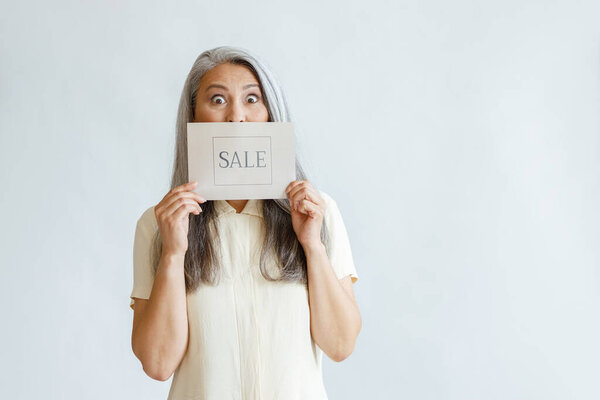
131, 253, 189, 381
131, 182, 204, 380
305, 243, 362, 362
285, 180, 362, 362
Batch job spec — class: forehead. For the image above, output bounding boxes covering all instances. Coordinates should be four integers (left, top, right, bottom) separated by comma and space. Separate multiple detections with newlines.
199, 63, 260, 88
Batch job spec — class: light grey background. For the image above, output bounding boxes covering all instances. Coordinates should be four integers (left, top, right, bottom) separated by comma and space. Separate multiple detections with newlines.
1, 0, 599, 399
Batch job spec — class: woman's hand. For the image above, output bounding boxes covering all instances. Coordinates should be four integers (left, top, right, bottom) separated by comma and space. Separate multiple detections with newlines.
155, 181, 206, 257
285, 180, 326, 249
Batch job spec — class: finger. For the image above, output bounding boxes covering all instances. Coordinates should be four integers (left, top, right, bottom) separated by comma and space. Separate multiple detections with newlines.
285, 180, 305, 195
286, 180, 317, 200
160, 181, 206, 208
173, 202, 202, 221
160, 197, 202, 219
288, 186, 323, 211
170, 181, 198, 195
290, 186, 323, 208
289, 188, 316, 211
297, 199, 324, 219
286, 181, 309, 202
161, 181, 199, 204
163, 191, 206, 210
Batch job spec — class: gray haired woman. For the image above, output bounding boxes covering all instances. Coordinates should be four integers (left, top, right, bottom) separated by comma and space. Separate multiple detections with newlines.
129, 46, 361, 399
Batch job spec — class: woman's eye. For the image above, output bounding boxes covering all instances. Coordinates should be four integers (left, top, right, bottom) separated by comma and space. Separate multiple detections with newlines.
247, 94, 259, 103
211, 95, 226, 104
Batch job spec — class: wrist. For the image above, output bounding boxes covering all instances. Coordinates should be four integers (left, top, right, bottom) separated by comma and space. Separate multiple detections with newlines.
301, 241, 326, 256
160, 251, 186, 266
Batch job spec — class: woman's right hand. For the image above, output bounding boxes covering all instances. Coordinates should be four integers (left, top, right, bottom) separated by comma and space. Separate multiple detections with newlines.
154, 181, 206, 257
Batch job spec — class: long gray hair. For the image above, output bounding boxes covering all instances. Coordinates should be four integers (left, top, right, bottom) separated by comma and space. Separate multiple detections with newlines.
150, 46, 330, 293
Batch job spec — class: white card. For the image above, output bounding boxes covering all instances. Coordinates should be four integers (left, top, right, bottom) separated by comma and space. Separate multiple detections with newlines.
187, 122, 296, 200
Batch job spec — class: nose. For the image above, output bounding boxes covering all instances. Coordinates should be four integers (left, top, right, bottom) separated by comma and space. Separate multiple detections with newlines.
227, 100, 245, 122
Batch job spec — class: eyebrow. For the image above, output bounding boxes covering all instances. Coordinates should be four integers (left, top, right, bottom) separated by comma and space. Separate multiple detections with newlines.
205, 83, 259, 92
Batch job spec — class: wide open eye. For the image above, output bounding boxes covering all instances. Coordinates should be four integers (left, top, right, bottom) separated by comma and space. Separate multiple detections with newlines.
247, 94, 260, 104
211, 95, 226, 104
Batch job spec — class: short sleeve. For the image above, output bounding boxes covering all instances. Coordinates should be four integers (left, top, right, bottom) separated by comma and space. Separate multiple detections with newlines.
130, 206, 159, 310
320, 191, 359, 284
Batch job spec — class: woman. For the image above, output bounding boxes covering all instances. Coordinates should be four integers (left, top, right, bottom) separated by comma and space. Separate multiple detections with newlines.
130, 46, 361, 399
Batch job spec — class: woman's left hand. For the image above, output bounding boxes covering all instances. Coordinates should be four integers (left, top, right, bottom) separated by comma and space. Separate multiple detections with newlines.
285, 180, 326, 249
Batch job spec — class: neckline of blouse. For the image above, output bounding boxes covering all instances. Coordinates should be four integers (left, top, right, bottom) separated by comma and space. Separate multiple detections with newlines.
214, 199, 263, 218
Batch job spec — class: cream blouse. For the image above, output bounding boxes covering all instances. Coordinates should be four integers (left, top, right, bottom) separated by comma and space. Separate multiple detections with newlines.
130, 190, 358, 400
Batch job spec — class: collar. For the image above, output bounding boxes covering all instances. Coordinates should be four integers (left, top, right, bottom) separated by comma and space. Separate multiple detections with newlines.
214, 199, 264, 218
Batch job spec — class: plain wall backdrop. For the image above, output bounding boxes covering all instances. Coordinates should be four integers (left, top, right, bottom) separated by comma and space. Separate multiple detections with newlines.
1, 0, 599, 399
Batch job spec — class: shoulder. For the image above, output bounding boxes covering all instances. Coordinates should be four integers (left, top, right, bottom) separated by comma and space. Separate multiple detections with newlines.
136, 205, 158, 231
317, 189, 335, 208
316, 189, 341, 219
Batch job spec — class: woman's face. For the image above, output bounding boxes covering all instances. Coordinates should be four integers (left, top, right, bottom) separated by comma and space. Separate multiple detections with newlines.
194, 63, 270, 123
